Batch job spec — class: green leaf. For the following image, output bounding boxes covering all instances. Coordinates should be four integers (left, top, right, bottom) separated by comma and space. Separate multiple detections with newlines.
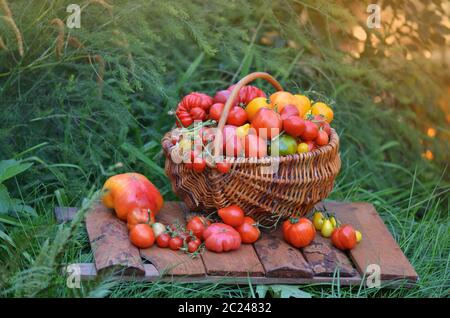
121, 143, 166, 178
268, 285, 311, 298
0, 160, 33, 183
0, 184, 11, 214
0, 214, 21, 226
0, 229, 15, 247
177, 52, 205, 90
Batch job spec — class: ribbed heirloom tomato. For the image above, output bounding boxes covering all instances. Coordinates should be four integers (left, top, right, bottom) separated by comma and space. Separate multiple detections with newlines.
203, 223, 242, 253
102, 173, 164, 221
283, 217, 316, 248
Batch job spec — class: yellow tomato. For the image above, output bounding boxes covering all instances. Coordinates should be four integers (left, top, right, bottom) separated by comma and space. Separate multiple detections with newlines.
297, 142, 309, 154
329, 216, 337, 228
291, 94, 311, 118
321, 219, 334, 238
312, 211, 324, 230
236, 123, 250, 138
311, 102, 334, 123
246, 97, 270, 121
269, 91, 294, 113
355, 230, 362, 243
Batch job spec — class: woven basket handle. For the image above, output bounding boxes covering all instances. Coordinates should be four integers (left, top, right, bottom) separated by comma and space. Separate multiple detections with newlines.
212, 72, 284, 163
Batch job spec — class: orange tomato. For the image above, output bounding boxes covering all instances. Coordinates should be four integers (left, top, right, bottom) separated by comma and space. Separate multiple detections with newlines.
283, 217, 316, 248
311, 102, 334, 123
127, 208, 156, 231
129, 223, 155, 248
331, 225, 357, 250
236, 217, 260, 244
245, 97, 270, 121
291, 94, 311, 118
102, 173, 164, 221
269, 91, 294, 113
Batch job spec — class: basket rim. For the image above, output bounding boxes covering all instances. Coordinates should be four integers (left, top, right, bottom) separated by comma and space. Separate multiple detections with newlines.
162, 128, 339, 165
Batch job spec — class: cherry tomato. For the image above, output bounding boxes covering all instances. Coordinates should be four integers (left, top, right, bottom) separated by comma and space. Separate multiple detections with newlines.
236, 217, 260, 243
218, 205, 245, 227
320, 219, 334, 238
127, 208, 155, 231
301, 121, 319, 141
306, 141, 316, 151
187, 240, 200, 253
169, 236, 184, 250
355, 230, 362, 243
283, 116, 306, 137
315, 130, 329, 146
186, 215, 211, 240
244, 134, 267, 158
227, 106, 248, 126
192, 157, 206, 173
216, 162, 232, 173
129, 224, 155, 249
312, 211, 325, 230
156, 232, 170, 248
209, 103, 224, 121
297, 142, 309, 154
151, 222, 166, 238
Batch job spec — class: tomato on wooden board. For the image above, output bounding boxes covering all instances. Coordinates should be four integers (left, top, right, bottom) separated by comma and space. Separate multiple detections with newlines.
187, 240, 201, 253
283, 116, 306, 137
203, 223, 242, 253
227, 106, 248, 126
244, 134, 267, 158
156, 232, 170, 248
102, 173, 164, 221
129, 224, 155, 249
331, 225, 357, 250
186, 215, 211, 240
283, 217, 316, 248
218, 205, 245, 227
169, 236, 184, 250
236, 216, 260, 244
151, 222, 166, 238
251, 108, 282, 140
127, 208, 155, 231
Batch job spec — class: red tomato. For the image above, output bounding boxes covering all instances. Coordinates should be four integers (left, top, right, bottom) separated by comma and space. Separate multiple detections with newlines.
222, 125, 243, 157
203, 223, 242, 253
236, 217, 260, 244
227, 85, 266, 106
192, 157, 206, 173
218, 205, 245, 227
251, 108, 282, 139
313, 115, 332, 136
129, 224, 155, 249
156, 232, 170, 248
216, 162, 232, 173
213, 90, 231, 104
102, 173, 164, 221
244, 134, 267, 158
283, 116, 306, 137
190, 107, 206, 121
280, 104, 299, 120
306, 141, 316, 151
187, 240, 200, 253
283, 217, 316, 248
209, 103, 224, 121
301, 121, 319, 141
186, 216, 211, 240
127, 207, 155, 231
315, 130, 329, 146
169, 236, 183, 250
331, 225, 357, 250
227, 106, 248, 126
175, 92, 213, 127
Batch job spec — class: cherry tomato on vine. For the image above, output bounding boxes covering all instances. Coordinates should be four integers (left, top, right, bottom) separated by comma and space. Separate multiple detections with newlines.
156, 232, 170, 248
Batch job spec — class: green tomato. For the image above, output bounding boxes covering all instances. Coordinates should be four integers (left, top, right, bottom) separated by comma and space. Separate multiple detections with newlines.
270, 134, 298, 156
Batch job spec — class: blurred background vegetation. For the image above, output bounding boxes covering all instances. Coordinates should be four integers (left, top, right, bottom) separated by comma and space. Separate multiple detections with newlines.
0, 0, 448, 297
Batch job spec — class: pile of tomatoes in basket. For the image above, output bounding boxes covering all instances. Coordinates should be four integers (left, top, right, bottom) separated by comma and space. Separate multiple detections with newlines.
172, 84, 335, 173
128, 205, 260, 254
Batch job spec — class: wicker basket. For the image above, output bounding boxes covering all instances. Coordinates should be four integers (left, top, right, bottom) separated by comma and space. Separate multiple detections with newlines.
162, 72, 341, 226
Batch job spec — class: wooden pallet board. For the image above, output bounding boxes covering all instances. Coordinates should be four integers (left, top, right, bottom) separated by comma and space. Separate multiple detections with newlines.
55, 201, 418, 287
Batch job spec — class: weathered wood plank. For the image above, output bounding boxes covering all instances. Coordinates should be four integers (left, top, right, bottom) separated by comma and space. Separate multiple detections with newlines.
302, 234, 358, 277
85, 203, 145, 275
253, 229, 313, 278
201, 244, 265, 277
140, 201, 207, 276
322, 201, 418, 282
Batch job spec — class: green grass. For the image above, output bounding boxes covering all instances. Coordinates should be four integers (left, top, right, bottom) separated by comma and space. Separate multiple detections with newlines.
0, 0, 449, 298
